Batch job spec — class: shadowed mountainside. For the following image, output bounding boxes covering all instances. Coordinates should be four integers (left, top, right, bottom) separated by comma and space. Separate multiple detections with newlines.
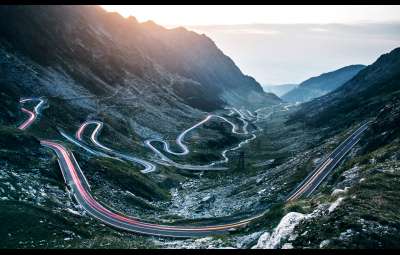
282, 65, 365, 103
289, 47, 400, 134
0, 5, 280, 114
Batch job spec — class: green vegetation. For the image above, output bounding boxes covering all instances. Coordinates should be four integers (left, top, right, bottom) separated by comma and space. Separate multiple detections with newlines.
238, 203, 285, 236
288, 101, 400, 248
0, 126, 42, 168
0, 201, 91, 248
0, 82, 21, 126
87, 157, 170, 201
291, 160, 400, 248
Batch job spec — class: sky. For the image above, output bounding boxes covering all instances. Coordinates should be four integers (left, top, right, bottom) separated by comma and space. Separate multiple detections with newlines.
101, 5, 400, 85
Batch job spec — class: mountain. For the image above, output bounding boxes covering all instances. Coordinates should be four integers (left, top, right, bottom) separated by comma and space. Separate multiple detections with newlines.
262, 84, 297, 97
250, 47, 400, 249
282, 65, 365, 103
0, 5, 283, 248
3, 5, 399, 249
289, 47, 400, 132
280, 47, 400, 248
0, 5, 280, 123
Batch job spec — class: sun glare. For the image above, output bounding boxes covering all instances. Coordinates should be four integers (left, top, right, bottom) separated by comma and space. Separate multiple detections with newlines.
100, 5, 400, 27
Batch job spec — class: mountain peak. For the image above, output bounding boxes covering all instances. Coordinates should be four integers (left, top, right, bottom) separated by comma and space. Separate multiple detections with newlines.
0, 5, 280, 114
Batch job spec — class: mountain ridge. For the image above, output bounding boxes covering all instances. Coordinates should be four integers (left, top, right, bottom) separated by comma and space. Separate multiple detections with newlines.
289, 47, 400, 132
0, 5, 280, 116
282, 64, 365, 103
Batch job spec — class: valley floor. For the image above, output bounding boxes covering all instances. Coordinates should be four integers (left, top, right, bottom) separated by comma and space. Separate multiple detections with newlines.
1, 98, 399, 248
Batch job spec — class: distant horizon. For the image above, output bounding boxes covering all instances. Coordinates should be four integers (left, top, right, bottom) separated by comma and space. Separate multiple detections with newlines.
101, 6, 400, 84
100, 6, 400, 26
186, 23, 399, 85
262, 83, 298, 87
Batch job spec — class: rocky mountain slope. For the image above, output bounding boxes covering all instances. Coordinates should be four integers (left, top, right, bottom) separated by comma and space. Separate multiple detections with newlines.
0, 5, 280, 117
0, 5, 282, 248
282, 65, 365, 103
259, 47, 400, 249
263, 96, 400, 249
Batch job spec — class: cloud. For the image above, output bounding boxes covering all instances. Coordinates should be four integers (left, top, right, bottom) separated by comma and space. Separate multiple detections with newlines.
212, 28, 281, 35
309, 27, 329, 32
187, 23, 400, 84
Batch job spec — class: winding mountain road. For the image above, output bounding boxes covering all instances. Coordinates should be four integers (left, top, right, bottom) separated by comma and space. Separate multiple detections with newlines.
17, 97, 45, 130
40, 140, 264, 237
74, 109, 258, 171
75, 121, 156, 174
144, 112, 255, 170
15, 97, 370, 237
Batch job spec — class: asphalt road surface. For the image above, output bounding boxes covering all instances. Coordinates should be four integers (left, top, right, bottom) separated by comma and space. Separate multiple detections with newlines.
286, 121, 370, 202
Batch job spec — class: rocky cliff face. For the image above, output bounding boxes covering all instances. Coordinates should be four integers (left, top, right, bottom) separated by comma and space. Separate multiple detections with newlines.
282, 65, 365, 103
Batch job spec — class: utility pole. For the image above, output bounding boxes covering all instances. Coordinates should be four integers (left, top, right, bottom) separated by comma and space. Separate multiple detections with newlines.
237, 150, 245, 171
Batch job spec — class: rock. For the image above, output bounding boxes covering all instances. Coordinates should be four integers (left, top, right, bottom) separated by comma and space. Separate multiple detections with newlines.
201, 195, 215, 203
281, 243, 293, 249
257, 189, 267, 195
252, 212, 306, 249
328, 197, 344, 213
338, 229, 354, 241
331, 187, 349, 197
319, 240, 330, 248
300, 230, 308, 236
234, 231, 264, 248
313, 158, 322, 165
